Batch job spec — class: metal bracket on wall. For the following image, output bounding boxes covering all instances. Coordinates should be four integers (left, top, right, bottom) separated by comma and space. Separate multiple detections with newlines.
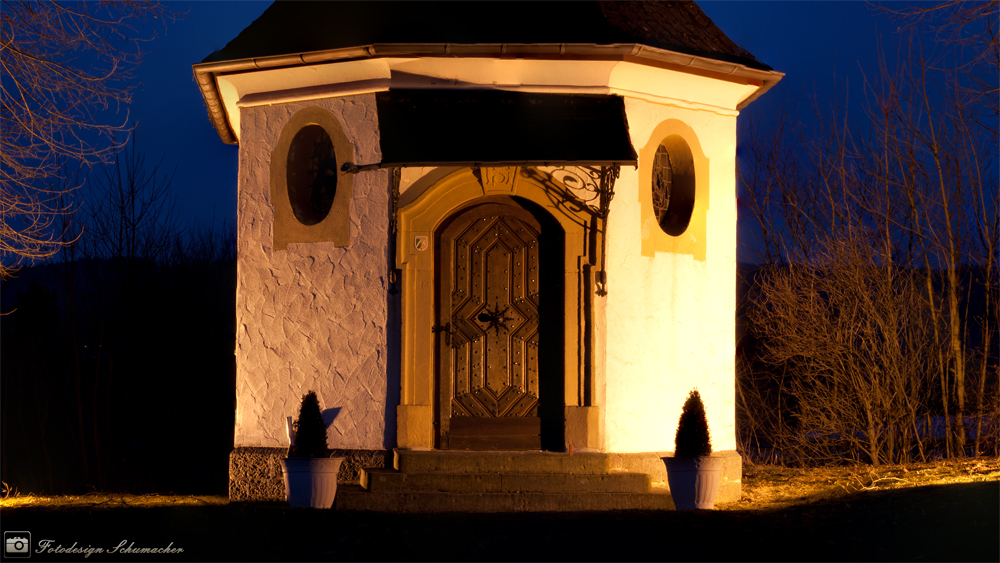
389, 167, 401, 292
595, 164, 619, 297
519, 164, 620, 296
390, 167, 401, 235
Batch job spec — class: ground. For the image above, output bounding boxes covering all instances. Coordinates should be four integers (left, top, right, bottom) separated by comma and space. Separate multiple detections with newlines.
729, 457, 1000, 509
2, 459, 997, 561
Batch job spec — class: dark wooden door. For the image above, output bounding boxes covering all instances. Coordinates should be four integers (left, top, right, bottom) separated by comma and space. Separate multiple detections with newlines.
438, 202, 543, 450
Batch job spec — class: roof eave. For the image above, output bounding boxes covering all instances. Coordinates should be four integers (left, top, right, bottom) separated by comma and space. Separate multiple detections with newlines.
193, 43, 783, 145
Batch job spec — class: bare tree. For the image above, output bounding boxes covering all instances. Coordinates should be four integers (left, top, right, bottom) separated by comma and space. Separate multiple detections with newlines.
737, 1, 998, 464
749, 231, 937, 465
874, 3, 999, 456
81, 133, 179, 265
75, 134, 180, 487
0, 0, 173, 277
1, 137, 236, 491
877, 0, 999, 136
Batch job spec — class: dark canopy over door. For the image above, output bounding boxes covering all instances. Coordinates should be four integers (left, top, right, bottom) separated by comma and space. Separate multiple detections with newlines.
376, 89, 637, 168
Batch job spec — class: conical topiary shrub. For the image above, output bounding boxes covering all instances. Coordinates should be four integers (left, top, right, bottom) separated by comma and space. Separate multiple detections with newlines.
291, 391, 328, 458
674, 389, 712, 457
663, 388, 722, 509
281, 390, 343, 508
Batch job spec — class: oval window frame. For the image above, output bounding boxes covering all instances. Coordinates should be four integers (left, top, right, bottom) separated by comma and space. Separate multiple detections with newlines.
270, 107, 354, 250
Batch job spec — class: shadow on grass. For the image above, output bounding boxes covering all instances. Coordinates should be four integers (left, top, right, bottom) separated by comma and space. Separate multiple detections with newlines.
2, 481, 996, 562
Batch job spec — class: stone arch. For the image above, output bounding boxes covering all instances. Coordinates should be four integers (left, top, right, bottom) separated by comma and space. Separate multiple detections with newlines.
394, 167, 592, 450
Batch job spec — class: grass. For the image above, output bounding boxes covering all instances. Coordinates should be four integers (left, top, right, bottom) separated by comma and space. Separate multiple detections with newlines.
1, 458, 997, 562
729, 457, 1000, 509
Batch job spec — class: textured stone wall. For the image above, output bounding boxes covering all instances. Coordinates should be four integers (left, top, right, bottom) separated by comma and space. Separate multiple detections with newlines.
235, 95, 393, 451
229, 447, 391, 502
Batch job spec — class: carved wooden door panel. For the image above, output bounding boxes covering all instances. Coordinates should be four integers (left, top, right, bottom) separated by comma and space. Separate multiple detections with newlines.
439, 202, 543, 450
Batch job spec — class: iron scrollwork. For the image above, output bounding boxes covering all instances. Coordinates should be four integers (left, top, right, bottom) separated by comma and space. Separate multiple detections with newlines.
532, 164, 619, 296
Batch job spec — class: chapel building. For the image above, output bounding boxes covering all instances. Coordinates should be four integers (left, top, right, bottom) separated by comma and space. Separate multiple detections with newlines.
193, 0, 781, 507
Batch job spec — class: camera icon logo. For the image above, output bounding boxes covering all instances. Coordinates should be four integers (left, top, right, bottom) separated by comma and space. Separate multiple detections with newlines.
4, 531, 31, 558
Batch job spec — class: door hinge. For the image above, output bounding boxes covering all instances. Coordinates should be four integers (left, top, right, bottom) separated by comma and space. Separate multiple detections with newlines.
432, 322, 454, 346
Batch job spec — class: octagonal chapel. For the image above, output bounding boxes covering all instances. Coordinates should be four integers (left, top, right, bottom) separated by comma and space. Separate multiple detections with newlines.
194, 0, 781, 506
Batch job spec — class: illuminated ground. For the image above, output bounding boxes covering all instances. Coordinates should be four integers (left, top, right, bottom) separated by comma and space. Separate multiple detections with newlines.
727, 457, 1000, 510
2, 459, 997, 561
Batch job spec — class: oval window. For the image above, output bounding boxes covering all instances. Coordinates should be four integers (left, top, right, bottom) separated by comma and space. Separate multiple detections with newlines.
287, 124, 337, 225
652, 143, 695, 236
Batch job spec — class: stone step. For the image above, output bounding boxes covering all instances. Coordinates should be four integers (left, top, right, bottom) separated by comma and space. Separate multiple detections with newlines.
393, 449, 610, 475
335, 485, 675, 512
362, 468, 651, 494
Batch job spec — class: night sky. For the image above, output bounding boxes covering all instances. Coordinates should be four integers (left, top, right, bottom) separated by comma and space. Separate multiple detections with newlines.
122, 1, 905, 235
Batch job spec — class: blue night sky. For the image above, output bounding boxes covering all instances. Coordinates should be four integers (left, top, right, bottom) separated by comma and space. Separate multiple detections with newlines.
122, 1, 906, 234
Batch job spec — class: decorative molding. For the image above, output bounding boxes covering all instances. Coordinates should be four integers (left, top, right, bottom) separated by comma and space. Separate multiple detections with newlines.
477, 166, 519, 194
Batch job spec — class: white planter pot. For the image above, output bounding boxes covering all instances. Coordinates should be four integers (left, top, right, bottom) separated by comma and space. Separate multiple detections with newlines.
662, 455, 724, 510
280, 457, 344, 508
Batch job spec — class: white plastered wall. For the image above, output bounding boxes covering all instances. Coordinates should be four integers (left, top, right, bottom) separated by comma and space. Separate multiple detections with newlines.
234, 95, 392, 450
603, 98, 738, 453
226, 56, 753, 454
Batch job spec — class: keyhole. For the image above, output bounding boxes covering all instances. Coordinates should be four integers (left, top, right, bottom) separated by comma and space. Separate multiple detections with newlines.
477, 312, 492, 323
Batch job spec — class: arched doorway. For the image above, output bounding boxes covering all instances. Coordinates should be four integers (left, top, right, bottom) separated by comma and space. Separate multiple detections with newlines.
435, 196, 564, 450
394, 167, 594, 452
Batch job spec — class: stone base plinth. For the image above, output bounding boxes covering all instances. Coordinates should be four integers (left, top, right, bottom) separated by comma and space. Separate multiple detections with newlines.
229, 447, 390, 502
607, 450, 742, 503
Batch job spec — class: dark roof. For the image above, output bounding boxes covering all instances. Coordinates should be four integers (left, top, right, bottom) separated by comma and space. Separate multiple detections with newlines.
203, 0, 770, 71
374, 90, 637, 167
